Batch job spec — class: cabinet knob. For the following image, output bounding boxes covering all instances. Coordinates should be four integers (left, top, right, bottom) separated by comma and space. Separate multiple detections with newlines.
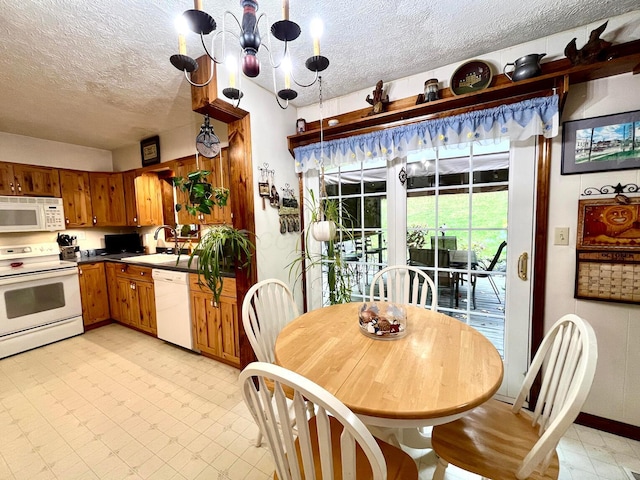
79, 268, 83, 275
133, 217, 137, 223
65, 218, 70, 225
9, 182, 14, 192
17, 183, 21, 193
121, 268, 126, 273
92, 216, 97, 224
140, 272, 144, 276
131, 283, 136, 290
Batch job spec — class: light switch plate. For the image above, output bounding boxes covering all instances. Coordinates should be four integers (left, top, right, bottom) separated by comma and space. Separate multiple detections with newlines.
554, 227, 569, 245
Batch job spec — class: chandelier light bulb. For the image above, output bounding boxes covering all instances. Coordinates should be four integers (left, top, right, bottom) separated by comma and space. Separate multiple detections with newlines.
310, 18, 323, 56
282, 56, 292, 89
175, 15, 189, 55
225, 56, 237, 88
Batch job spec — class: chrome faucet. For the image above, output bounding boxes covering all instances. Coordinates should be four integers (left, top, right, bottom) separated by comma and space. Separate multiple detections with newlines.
153, 225, 179, 254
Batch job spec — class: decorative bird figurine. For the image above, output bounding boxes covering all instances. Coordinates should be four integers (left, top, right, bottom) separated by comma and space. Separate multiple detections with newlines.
565, 21, 612, 65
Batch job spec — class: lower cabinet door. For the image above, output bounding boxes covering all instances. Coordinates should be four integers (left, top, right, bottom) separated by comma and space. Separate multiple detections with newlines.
78, 262, 110, 327
135, 281, 156, 335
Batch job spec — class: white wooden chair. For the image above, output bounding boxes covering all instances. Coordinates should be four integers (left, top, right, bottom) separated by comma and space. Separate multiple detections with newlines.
431, 313, 598, 480
369, 265, 437, 309
241, 279, 303, 447
240, 362, 419, 479
242, 278, 299, 364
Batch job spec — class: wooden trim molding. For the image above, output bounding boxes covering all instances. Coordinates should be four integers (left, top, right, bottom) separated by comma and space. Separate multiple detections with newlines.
577, 412, 640, 441
287, 39, 640, 154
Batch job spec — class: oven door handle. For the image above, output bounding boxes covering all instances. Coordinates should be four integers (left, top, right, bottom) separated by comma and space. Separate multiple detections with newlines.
0, 268, 78, 286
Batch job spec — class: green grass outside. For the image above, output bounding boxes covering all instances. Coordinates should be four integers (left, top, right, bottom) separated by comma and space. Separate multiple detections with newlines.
382, 190, 509, 263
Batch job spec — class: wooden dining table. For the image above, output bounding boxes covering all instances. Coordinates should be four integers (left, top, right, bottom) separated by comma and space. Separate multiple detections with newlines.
274, 302, 504, 447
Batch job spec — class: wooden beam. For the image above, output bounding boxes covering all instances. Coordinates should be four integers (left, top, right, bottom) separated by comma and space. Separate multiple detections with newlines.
227, 115, 257, 369
190, 56, 249, 123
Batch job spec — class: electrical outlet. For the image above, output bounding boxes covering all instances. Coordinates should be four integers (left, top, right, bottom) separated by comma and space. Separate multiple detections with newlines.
554, 227, 569, 245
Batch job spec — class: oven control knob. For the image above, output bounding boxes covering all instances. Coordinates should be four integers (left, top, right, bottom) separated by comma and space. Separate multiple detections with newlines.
22, 247, 32, 253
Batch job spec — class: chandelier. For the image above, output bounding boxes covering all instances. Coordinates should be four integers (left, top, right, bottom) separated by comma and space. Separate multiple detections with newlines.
170, 0, 329, 109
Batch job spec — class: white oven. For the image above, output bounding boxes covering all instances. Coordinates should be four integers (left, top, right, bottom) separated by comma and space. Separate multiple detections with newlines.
0, 243, 83, 359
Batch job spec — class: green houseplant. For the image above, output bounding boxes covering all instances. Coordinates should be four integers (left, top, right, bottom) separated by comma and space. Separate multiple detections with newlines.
173, 169, 229, 217
187, 225, 255, 306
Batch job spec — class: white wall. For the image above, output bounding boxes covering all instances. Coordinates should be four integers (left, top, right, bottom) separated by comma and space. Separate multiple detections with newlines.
296, 10, 640, 426
0, 131, 112, 171
111, 113, 229, 172
214, 64, 302, 309
548, 72, 640, 425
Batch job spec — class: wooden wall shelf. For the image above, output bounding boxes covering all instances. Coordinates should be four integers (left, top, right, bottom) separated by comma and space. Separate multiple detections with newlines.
288, 39, 640, 155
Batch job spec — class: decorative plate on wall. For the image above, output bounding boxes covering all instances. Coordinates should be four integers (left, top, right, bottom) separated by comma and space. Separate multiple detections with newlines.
450, 60, 493, 95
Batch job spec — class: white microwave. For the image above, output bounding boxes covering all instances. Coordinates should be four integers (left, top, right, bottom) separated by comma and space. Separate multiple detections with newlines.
0, 196, 66, 233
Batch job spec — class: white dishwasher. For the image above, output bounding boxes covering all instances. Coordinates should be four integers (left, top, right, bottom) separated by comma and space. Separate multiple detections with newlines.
152, 269, 194, 350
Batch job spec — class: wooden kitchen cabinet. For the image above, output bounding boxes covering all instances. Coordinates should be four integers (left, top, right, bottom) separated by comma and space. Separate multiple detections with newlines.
89, 172, 127, 226
105, 262, 122, 323
60, 169, 93, 227
78, 262, 110, 327
111, 263, 156, 335
173, 158, 197, 226
0, 162, 60, 197
123, 171, 164, 227
189, 275, 239, 367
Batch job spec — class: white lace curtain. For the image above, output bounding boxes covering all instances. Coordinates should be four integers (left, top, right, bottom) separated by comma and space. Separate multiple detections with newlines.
294, 95, 559, 173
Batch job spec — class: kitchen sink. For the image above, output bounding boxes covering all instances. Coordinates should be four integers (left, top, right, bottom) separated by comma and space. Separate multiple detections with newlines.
122, 253, 197, 268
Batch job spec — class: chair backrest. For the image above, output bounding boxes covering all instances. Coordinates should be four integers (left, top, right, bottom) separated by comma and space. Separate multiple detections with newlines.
485, 240, 507, 272
513, 314, 598, 478
240, 362, 387, 479
241, 279, 299, 363
370, 265, 437, 309
431, 235, 458, 251
408, 248, 454, 287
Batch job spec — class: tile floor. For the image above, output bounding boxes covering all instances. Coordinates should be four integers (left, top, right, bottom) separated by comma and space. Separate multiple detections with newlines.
1, 324, 639, 480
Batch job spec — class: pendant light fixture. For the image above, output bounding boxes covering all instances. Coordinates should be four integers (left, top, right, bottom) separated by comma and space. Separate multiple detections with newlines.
170, 0, 329, 109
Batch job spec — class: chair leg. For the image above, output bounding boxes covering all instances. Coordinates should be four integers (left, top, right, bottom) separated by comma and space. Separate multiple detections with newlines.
254, 430, 263, 447
471, 275, 477, 310
488, 275, 501, 303
433, 456, 448, 480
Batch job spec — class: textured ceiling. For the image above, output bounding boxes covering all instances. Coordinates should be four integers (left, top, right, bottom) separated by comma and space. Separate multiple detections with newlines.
0, 0, 638, 151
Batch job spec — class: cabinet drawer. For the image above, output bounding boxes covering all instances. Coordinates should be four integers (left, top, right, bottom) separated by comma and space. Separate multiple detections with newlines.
114, 262, 153, 282
189, 274, 236, 298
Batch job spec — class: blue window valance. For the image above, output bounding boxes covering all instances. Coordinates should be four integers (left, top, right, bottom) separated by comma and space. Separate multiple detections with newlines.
294, 95, 559, 173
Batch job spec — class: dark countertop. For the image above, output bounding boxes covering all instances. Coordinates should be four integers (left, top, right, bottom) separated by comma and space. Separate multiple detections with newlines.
75, 252, 235, 277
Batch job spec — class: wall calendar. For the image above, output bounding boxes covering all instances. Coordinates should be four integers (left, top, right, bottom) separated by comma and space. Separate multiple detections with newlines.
576, 197, 640, 304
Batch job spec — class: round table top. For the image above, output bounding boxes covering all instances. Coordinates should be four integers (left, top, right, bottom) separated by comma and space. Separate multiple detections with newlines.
274, 302, 504, 423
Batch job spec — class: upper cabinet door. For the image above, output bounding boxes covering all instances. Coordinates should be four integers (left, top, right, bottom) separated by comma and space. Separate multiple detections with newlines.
12, 164, 61, 197
174, 158, 197, 226
60, 169, 93, 227
0, 163, 61, 197
0, 164, 16, 195
123, 171, 163, 227
89, 172, 126, 226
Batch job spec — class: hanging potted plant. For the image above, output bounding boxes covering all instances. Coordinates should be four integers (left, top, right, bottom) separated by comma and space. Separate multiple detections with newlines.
308, 188, 337, 242
289, 188, 356, 305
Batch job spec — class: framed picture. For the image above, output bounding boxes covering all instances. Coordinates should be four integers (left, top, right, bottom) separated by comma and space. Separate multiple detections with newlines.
296, 118, 306, 134
577, 197, 640, 250
140, 135, 161, 167
561, 110, 640, 175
